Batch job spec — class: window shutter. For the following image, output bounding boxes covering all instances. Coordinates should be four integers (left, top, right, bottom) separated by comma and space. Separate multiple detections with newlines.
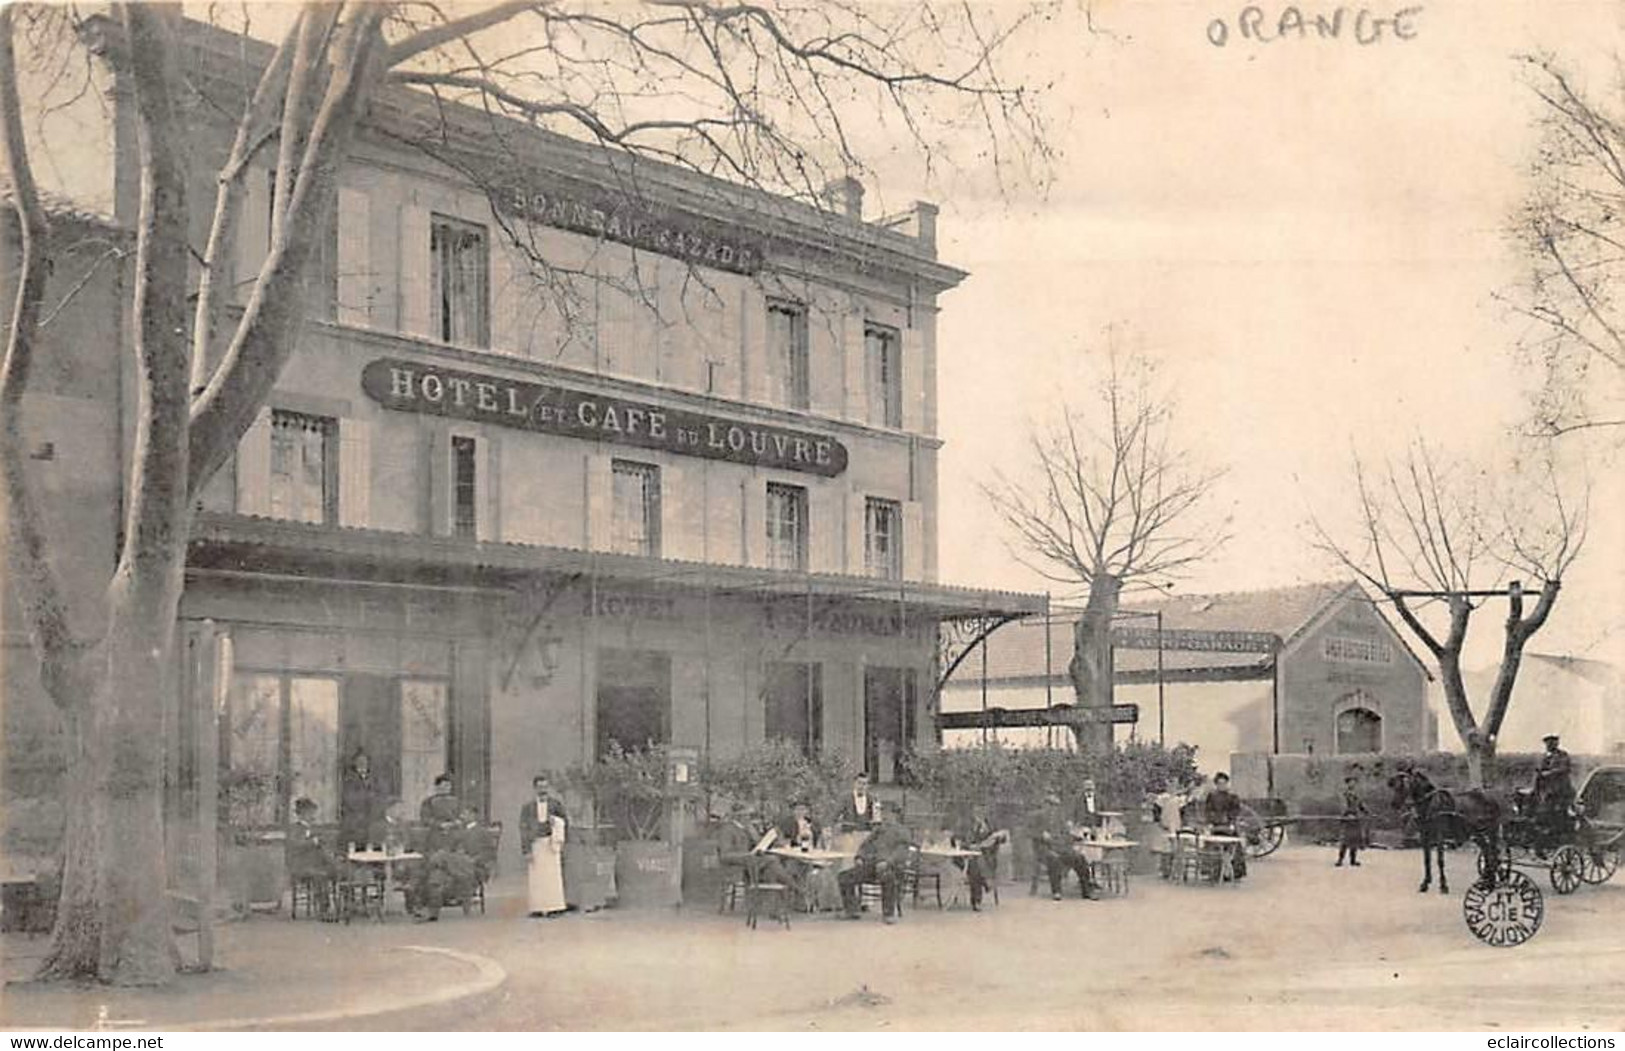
584, 450, 612, 551
337, 418, 371, 528
399, 205, 432, 339
425, 425, 449, 536
742, 284, 769, 404
846, 491, 867, 575
235, 169, 270, 305
902, 500, 925, 582
336, 187, 371, 327
843, 313, 868, 424
473, 435, 493, 541
235, 408, 272, 515
742, 479, 766, 567
900, 326, 927, 434
809, 484, 842, 574
658, 462, 690, 561
483, 433, 502, 542
489, 237, 518, 355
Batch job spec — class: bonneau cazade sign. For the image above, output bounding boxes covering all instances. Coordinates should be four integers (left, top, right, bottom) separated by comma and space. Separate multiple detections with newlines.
361, 358, 849, 477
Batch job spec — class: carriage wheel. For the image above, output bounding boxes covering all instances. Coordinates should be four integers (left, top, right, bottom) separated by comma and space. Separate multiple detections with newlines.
1550, 845, 1584, 895
1246, 822, 1285, 859
1463, 870, 1544, 947
1582, 846, 1620, 885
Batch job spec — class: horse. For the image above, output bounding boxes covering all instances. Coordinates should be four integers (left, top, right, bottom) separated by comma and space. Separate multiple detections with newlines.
1388, 769, 1503, 894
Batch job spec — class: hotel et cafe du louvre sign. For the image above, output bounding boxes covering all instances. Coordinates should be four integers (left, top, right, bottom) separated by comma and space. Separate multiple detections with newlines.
364, 359, 849, 477
361, 170, 863, 475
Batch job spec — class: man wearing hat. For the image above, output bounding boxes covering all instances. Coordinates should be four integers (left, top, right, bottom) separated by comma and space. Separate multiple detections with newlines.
1030, 790, 1100, 901
838, 813, 916, 923
1533, 734, 1575, 848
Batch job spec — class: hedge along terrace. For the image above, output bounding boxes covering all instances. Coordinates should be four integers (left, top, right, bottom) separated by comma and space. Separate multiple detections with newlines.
901, 742, 1202, 832
702, 739, 856, 827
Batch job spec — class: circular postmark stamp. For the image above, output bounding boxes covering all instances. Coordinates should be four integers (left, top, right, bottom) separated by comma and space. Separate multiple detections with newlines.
1462, 871, 1544, 948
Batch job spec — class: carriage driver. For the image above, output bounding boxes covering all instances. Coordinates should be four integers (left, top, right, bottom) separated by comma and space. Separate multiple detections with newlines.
1533, 734, 1576, 840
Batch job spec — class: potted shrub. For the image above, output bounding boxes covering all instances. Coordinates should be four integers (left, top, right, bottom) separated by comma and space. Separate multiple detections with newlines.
569, 743, 690, 909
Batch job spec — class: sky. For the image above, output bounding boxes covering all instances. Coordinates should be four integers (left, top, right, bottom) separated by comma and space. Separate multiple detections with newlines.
919, 0, 1625, 670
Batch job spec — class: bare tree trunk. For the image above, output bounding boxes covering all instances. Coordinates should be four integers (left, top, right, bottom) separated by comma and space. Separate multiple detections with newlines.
37, 4, 191, 985
40, 617, 176, 984
1068, 573, 1120, 754
1465, 736, 1496, 789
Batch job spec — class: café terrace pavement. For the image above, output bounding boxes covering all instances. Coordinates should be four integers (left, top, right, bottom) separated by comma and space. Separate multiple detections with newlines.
3, 845, 1623, 1032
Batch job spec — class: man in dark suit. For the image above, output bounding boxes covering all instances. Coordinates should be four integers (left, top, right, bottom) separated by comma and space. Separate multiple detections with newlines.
951, 805, 1004, 911
713, 801, 796, 895
838, 816, 915, 923
1032, 791, 1100, 901
835, 772, 880, 831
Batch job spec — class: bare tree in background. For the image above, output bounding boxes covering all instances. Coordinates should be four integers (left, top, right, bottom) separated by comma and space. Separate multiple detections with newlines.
1509, 53, 1625, 441
0, 0, 1047, 985
985, 349, 1229, 752
1312, 440, 1588, 786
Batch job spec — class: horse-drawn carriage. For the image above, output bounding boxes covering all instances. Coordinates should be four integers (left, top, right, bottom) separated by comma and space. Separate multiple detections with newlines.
1392, 765, 1625, 948
1488, 764, 1625, 895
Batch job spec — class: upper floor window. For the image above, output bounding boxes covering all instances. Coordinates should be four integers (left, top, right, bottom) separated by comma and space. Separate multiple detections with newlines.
865, 323, 901, 428
865, 497, 902, 580
765, 483, 807, 571
767, 301, 809, 409
431, 215, 489, 347
451, 436, 478, 540
269, 410, 335, 525
612, 460, 661, 557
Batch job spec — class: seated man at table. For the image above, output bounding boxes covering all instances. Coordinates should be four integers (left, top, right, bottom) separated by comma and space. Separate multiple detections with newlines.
772, 798, 823, 851
420, 775, 465, 846
950, 804, 1005, 911
1032, 791, 1101, 901
838, 816, 915, 924
1202, 772, 1247, 879
286, 797, 338, 915
716, 801, 798, 894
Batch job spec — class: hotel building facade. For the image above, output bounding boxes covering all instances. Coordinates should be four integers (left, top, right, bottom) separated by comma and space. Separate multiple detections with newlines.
1, 19, 1043, 869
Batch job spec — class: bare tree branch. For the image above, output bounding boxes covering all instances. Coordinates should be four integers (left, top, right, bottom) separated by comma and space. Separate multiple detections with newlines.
1310, 436, 1589, 778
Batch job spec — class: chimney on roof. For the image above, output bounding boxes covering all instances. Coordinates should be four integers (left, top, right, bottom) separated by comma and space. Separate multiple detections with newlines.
912, 201, 938, 253
822, 175, 865, 221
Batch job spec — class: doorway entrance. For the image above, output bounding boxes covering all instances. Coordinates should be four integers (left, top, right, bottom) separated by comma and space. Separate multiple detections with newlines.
596, 649, 671, 757
863, 666, 917, 783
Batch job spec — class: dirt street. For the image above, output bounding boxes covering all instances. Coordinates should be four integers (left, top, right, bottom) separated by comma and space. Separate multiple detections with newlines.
402, 844, 1625, 1030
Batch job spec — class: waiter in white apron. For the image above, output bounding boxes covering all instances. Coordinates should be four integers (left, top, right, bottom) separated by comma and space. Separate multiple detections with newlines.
520, 774, 568, 917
